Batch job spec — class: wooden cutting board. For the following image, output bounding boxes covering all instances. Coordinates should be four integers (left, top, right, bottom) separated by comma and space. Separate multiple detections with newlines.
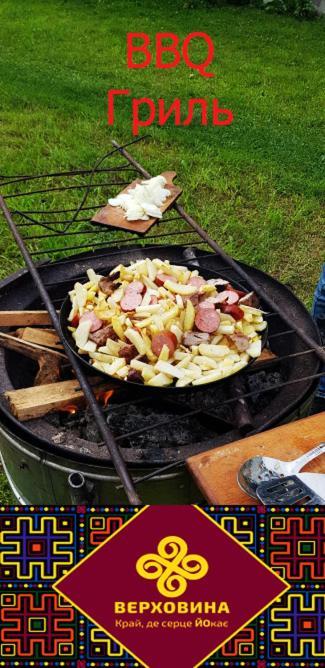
91, 171, 182, 234
187, 413, 325, 504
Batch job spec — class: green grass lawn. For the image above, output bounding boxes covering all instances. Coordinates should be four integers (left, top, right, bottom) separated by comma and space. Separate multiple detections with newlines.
0, 0, 324, 300
0, 0, 324, 501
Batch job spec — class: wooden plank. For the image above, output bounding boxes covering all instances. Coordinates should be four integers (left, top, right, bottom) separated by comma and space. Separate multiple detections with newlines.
91, 171, 182, 234
252, 348, 276, 365
0, 311, 55, 326
4, 378, 113, 421
0, 332, 66, 361
187, 413, 325, 504
0, 331, 66, 386
15, 327, 63, 350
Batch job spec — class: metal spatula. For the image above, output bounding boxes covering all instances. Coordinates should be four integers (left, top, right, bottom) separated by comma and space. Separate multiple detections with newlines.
237, 442, 325, 497
256, 474, 325, 504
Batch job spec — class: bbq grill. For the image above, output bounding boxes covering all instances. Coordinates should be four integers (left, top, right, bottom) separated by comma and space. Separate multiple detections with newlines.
0, 138, 323, 505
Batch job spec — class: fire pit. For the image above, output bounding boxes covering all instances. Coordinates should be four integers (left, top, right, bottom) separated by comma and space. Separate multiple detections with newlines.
0, 139, 323, 504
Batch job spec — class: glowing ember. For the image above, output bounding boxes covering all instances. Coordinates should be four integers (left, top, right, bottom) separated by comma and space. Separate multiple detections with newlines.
60, 404, 78, 415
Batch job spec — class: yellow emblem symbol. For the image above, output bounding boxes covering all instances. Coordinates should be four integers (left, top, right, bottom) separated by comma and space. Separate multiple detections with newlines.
136, 536, 209, 598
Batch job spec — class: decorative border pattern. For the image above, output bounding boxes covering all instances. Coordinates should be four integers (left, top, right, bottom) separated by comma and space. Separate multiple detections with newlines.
0, 505, 323, 667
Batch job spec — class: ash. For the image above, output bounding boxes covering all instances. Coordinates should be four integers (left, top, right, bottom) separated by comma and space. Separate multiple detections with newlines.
47, 366, 286, 452
106, 402, 217, 449
247, 369, 287, 413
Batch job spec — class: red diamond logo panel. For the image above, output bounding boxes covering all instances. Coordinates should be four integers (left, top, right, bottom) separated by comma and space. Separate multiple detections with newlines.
54, 506, 289, 668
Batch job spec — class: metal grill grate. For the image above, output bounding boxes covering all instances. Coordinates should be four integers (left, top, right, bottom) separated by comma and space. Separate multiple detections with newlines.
0, 137, 324, 501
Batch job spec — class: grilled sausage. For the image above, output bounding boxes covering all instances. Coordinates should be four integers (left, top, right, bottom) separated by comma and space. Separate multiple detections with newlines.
213, 290, 239, 305
155, 273, 174, 286
127, 369, 144, 384
120, 291, 142, 312
151, 331, 177, 357
118, 344, 138, 362
98, 276, 115, 295
127, 280, 145, 293
89, 325, 117, 345
183, 331, 210, 346
195, 307, 220, 333
188, 276, 206, 291
79, 311, 103, 332
197, 301, 215, 310
221, 304, 244, 321
230, 333, 250, 351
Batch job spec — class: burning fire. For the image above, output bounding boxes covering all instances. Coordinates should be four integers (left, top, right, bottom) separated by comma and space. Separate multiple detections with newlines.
60, 404, 78, 415
58, 389, 114, 416
96, 389, 114, 407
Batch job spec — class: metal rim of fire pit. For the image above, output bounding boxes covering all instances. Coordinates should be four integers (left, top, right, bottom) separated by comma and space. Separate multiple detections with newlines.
0, 136, 324, 504
0, 244, 321, 468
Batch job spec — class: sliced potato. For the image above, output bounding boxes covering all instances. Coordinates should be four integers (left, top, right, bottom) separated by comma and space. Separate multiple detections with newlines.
110, 286, 124, 303
147, 372, 173, 387
136, 318, 152, 329
184, 363, 202, 379
136, 303, 161, 313
142, 368, 156, 382
155, 360, 185, 379
192, 369, 223, 385
158, 344, 170, 362
247, 339, 262, 358
198, 284, 215, 294
164, 280, 197, 296
87, 268, 102, 284
222, 360, 247, 377
211, 334, 223, 345
241, 304, 265, 316
99, 339, 122, 356
175, 376, 194, 388
146, 258, 157, 281
116, 365, 129, 378
193, 355, 219, 370
75, 282, 88, 309
94, 309, 115, 320
90, 352, 117, 363
254, 321, 267, 332
218, 324, 235, 335
161, 305, 179, 324
175, 353, 192, 369
198, 344, 230, 358
101, 358, 126, 375
111, 315, 126, 340
130, 359, 155, 379
74, 320, 91, 349
174, 350, 190, 361
142, 333, 156, 362
183, 299, 195, 332
79, 340, 97, 354
170, 324, 183, 342
176, 294, 184, 308
109, 264, 123, 275
125, 328, 146, 355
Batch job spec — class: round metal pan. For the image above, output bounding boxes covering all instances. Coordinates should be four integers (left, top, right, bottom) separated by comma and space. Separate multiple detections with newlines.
59, 265, 268, 393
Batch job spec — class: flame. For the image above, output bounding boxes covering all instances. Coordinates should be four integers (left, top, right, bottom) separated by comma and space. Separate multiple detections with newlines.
60, 404, 78, 415
101, 389, 114, 407
94, 388, 114, 407
58, 389, 114, 416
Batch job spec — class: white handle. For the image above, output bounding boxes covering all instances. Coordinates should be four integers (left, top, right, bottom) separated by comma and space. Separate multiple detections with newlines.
292, 442, 325, 473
